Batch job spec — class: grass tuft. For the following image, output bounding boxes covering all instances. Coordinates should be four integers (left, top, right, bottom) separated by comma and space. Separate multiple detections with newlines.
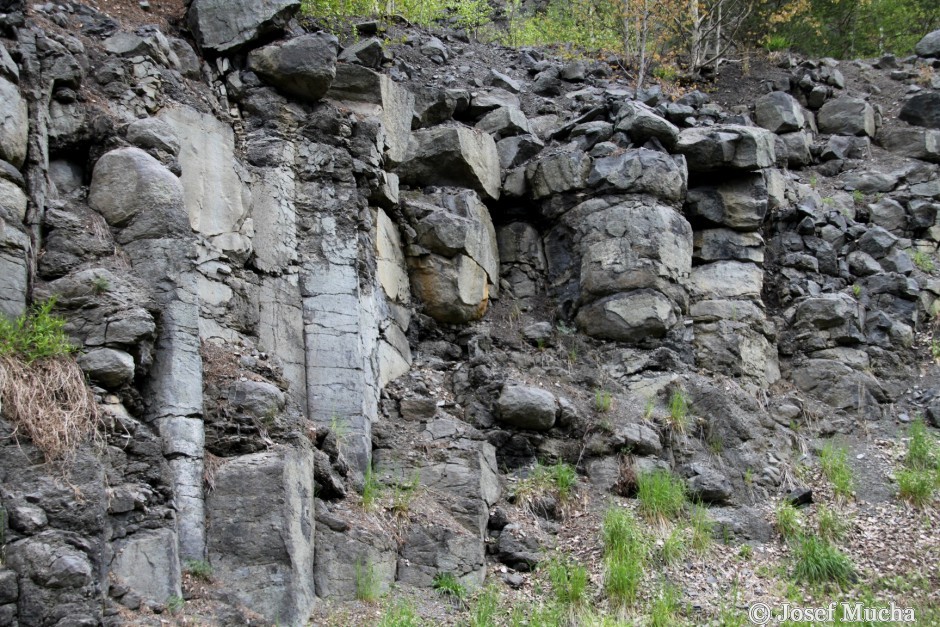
791, 534, 855, 586
545, 555, 589, 606
183, 559, 213, 582
603, 508, 648, 606
362, 465, 382, 511
355, 559, 381, 602
468, 585, 500, 627
816, 504, 847, 542
775, 501, 802, 540
649, 580, 683, 627
379, 600, 423, 627
820, 441, 854, 499
432, 572, 466, 600
636, 469, 686, 524
667, 390, 689, 433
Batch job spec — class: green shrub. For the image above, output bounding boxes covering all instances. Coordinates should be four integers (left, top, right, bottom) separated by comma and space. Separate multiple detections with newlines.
906, 418, 939, 472
545, 555, 589, 606
166, 595, 185, 613
689, 503, 714, 553
897, 469, 936, 507
514, 461, 578, 510
820, 441, 854, 499
660, 527, 687, 565
0, 298, 75, 362
762, 34, 791, 51
649, 581, 682, 627
637, 469, 686, 523
912, 250, 936, 273
791, 535, 855, 586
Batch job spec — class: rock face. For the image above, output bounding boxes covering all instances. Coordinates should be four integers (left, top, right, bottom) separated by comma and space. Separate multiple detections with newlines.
675, 125, 776, 172
754, 91, 805, 133
398, 126, 501, 199
188, 0, 300, 53
915, 29, 940, 57
248, 33, 338, 103
0, 77, 28, 168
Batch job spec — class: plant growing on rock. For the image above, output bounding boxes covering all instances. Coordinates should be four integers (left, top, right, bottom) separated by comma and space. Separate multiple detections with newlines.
0, 299, 99, 461
184, 559, 213, 582
911, 249, 936, 273
361, 465, 382, 511
666, 389, 690, 433
775, 501, 802, 540
355, 559, 381, 602
820, 441, 855, 499
432, 572, 466, 600
379, 600, 422, 627
896, 417, 940, 506
595, 389, 613, 412
637, 469, 686, 524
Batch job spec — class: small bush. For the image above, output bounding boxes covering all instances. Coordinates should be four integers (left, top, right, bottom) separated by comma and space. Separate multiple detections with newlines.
689, 504, 714, 553
791, 535, 855, 586
775, 501, 802, 540
906, 418, 939, 472
637, 469, 686, 524
660, 527, 687, 565
166, 595, 185, 614
738, 544, 753, 560
514, 461, 578, 512
820, 441, 854, 499
356, 559, 381, 602
184, 559, 213, 582
0, 300, 99, 461
595, 389, 613, 412
762, 34, 791, 51
545, 556, 589, 606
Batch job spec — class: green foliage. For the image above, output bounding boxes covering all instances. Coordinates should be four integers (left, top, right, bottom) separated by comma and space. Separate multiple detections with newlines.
91, 276, 110, 295
595, 389, 613, 412
649, 581, 683, 627
775, 501, 802, 540
906, 417, 939, 471
514, 461, 578, 510
502, 0, 622, 51
468, 585, 500, 627
852, 189, 865, 204
544, 555, 589, 606
184, 559, 213, 582
660, 527, 687, 565
932, 339, 940, 362
852, 284, 862, 299
432, 572, 466, 600
643, 396, 655, 421
379, 601, 423, 627
689, 503, 713, 553
651, 65, 679, 81
897, 468, 935, 507
896, 418, 940, 506
791, 535, 855, 586
356, 559, 381, 602
602, 508, 648, 606
166, 595, 185, 614
362, 465, 382, 511
636, 469, 686, 523
816, 504, 847, 542
911, 249, 936, 273
667, 390, 689, 433
391, 471, 421, 515
0, 298, 75, 363
737, 544, 753, 560
820, 441, 854, 499
762, 34, 791, 51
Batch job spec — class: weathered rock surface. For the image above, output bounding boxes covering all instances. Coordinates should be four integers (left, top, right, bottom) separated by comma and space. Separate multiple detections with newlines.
676, 125, 776, 172
818, 97, 876, 136
248, 33, 338, 103
398, 126, 500, 199
496, 385, 557, 431
0, 77, 28, 168
754, 91, 805, 134
899, 92, 940, 130
188, 0, 300, 53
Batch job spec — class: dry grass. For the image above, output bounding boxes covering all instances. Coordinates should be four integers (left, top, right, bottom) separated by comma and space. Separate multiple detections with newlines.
0, 354, 100, 460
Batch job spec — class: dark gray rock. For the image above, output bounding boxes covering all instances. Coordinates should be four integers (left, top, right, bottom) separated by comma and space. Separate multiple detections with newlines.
489, 69, 521, 93
879, 126, 940, 163
818, 97, 875, 137
188, 0, 300, 53
496, 134, 544, 170
314, 505, 396, 599
412, 86, 457, 128
899, 92, 940, 130
397, 522, 485, 587
497, 385, 557, 431
475, 106, 530, 139
686, 173, 769, 231
0, 77, 28, 168
684, 463, 732, 504
526, 151, 591, 199
338, 37, 386, 68
675, 125, 776, 172
754, 91, 805, 133
780, 131, 813, 167
822, 135, 870, 160
587, 148, 687, 202
868, 198, 906, 232
398, 126, 500, 200
576, 289, 680, 341
126, 117, 180, 156
247, 33, 338, 103
496, 524, 542, 571
469, 88, 520, 117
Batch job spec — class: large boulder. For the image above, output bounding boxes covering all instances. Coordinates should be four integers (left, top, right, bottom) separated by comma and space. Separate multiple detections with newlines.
915, 30, 940, 57
685, 173, 769, 231
188, 0, 300, 53
899, 92, 940, 130
110, 529, 182, 608
77, 348, 135, 389
497, 385, 557, 431
879, 126, 940, 163
247, 33, 338, 103
526, 150, 592, 199
817, 97, 875, 137
754, 91, 805, 134
87, 147, 188, 240
327, 64, 415, 164
587, 148, 687, 202
675, 125, 776, 172
576, 289, 680, 342
398, 126, 500, 200
791, 359, 885, 411
0, 77, 28, 168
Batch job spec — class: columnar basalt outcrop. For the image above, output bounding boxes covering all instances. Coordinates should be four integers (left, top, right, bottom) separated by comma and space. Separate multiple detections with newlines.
1, 3, 939, 624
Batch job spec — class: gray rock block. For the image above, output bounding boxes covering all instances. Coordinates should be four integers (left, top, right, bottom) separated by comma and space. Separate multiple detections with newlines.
88, 147, 185, 230
576, 289, 680, 342
754, 91, 805, 133
248, 33, 338, 103
676, 125, 776, 172
77, 348, 135, 389
526, 150, 591, 199
818, 97, 875, 137
915, 29, 940, 57
686, 173, 769, 231
314, 506, 397, 599
899, 92, 940, 130
127, 117, 181, 156
188, 0, 300, 53
0, 77, 28, 168
398, 126, 500, 200
110, 529, 182, 606
615, 101, 679, 149
497, 385, 557, 431
588, 148, 687, 202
